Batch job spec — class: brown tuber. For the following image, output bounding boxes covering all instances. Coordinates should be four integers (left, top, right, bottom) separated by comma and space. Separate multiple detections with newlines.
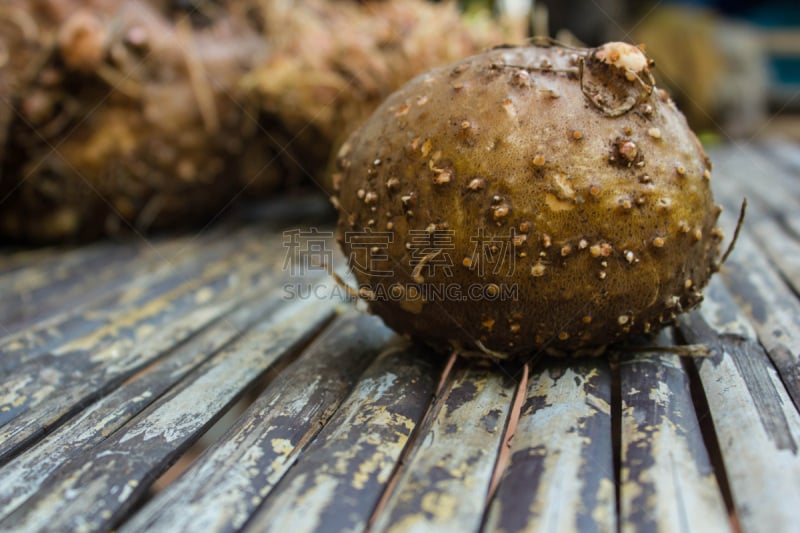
334, 41, 726, 360
0, 0, 503, 242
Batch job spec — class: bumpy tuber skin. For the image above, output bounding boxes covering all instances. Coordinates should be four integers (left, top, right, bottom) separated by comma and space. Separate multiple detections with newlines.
334, 41, 725, 359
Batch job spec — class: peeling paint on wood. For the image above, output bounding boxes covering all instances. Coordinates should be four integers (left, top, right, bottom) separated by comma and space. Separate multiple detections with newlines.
0, 234, 212, 334
241, 342, 440, 533
679, 278, 800, 533
716, 209, 800, 413
484, 359, 615, 533
0, 232, 294, 463
709, 153, 800, 412
0, 294, 336, 533
121, 312, 394, 533
370, 361, 514, 533
618, 337, 729, 533
0, 226, 270, 372
0, 284, 296, 521
0, 243, 141, 327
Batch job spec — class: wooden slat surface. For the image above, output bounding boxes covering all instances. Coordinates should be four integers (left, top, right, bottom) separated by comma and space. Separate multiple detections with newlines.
678, 279, 800, 533
0, 291, 336, 533
370, 362, 514, 533
618, 339, 730, 533
759, 138, 800, 176
483, 359, 615, 533
707, 148, 800, 411
1, 142, 799, 533
0, 226, 260, 372
0, 282, 312, 522
0, 230, 292, 463
242, 343, 440, 533
0, 237, 188, 333
121, 312, 394, 533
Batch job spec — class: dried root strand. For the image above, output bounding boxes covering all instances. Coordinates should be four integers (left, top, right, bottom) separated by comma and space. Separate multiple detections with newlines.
475, 339, 511, 360
324, 260, 375, 302
717, 197, 747, 269
435, 350, 458, 398
624, 343, 712, 358
410, 249, 442, 284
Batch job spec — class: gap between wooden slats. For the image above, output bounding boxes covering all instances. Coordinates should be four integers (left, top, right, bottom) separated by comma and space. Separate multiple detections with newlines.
369, 359, 514, 533
678, 278, 800, 533
121, 312, 394, 533
0, 230, 297, 462
483, 359, 615, 533
0, 292, 336, 533
617, 333, 730, 533
241, 342, 441, 533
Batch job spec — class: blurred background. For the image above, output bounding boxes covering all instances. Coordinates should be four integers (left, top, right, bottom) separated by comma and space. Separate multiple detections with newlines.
472, 0, 800, 140
0, 0, 798, 243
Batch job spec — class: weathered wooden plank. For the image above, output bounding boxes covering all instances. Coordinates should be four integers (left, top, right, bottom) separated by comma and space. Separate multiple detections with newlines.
0, 284, 291, 521
715, 212, 800, 413
121, 312, 394, 533
0, 241, 139, 298
618, 341, 730, 533
0, 225, 261, 366
720, 149, 800, 292
0, 299, 237, 444
711, 146, 800, 216
757, 138, 800, 176
742, 209, 800, 297
749, 143, 800, 200
0, 234, 202, 333
0, 292, 337, 533
0, 195, 331, 326
0, 237, 296, 462
484, 359, 615, 533
0, 241, 129, 287
242, 342, 440, 533
0, 229, 284, 387
370, 361, 514, 533
0, 194, 327, 277
704, 163, 800, 410
783, 206, 800, 237
678, 278, 800, 533
0, 246, 61, 275
704, 161, 800, 412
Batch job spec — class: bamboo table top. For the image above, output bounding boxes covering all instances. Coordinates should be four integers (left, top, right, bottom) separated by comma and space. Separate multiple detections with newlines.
1, 140, 799, 533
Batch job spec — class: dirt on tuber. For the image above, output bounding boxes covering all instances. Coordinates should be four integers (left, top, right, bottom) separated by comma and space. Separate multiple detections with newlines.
334, 41, 727, 360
